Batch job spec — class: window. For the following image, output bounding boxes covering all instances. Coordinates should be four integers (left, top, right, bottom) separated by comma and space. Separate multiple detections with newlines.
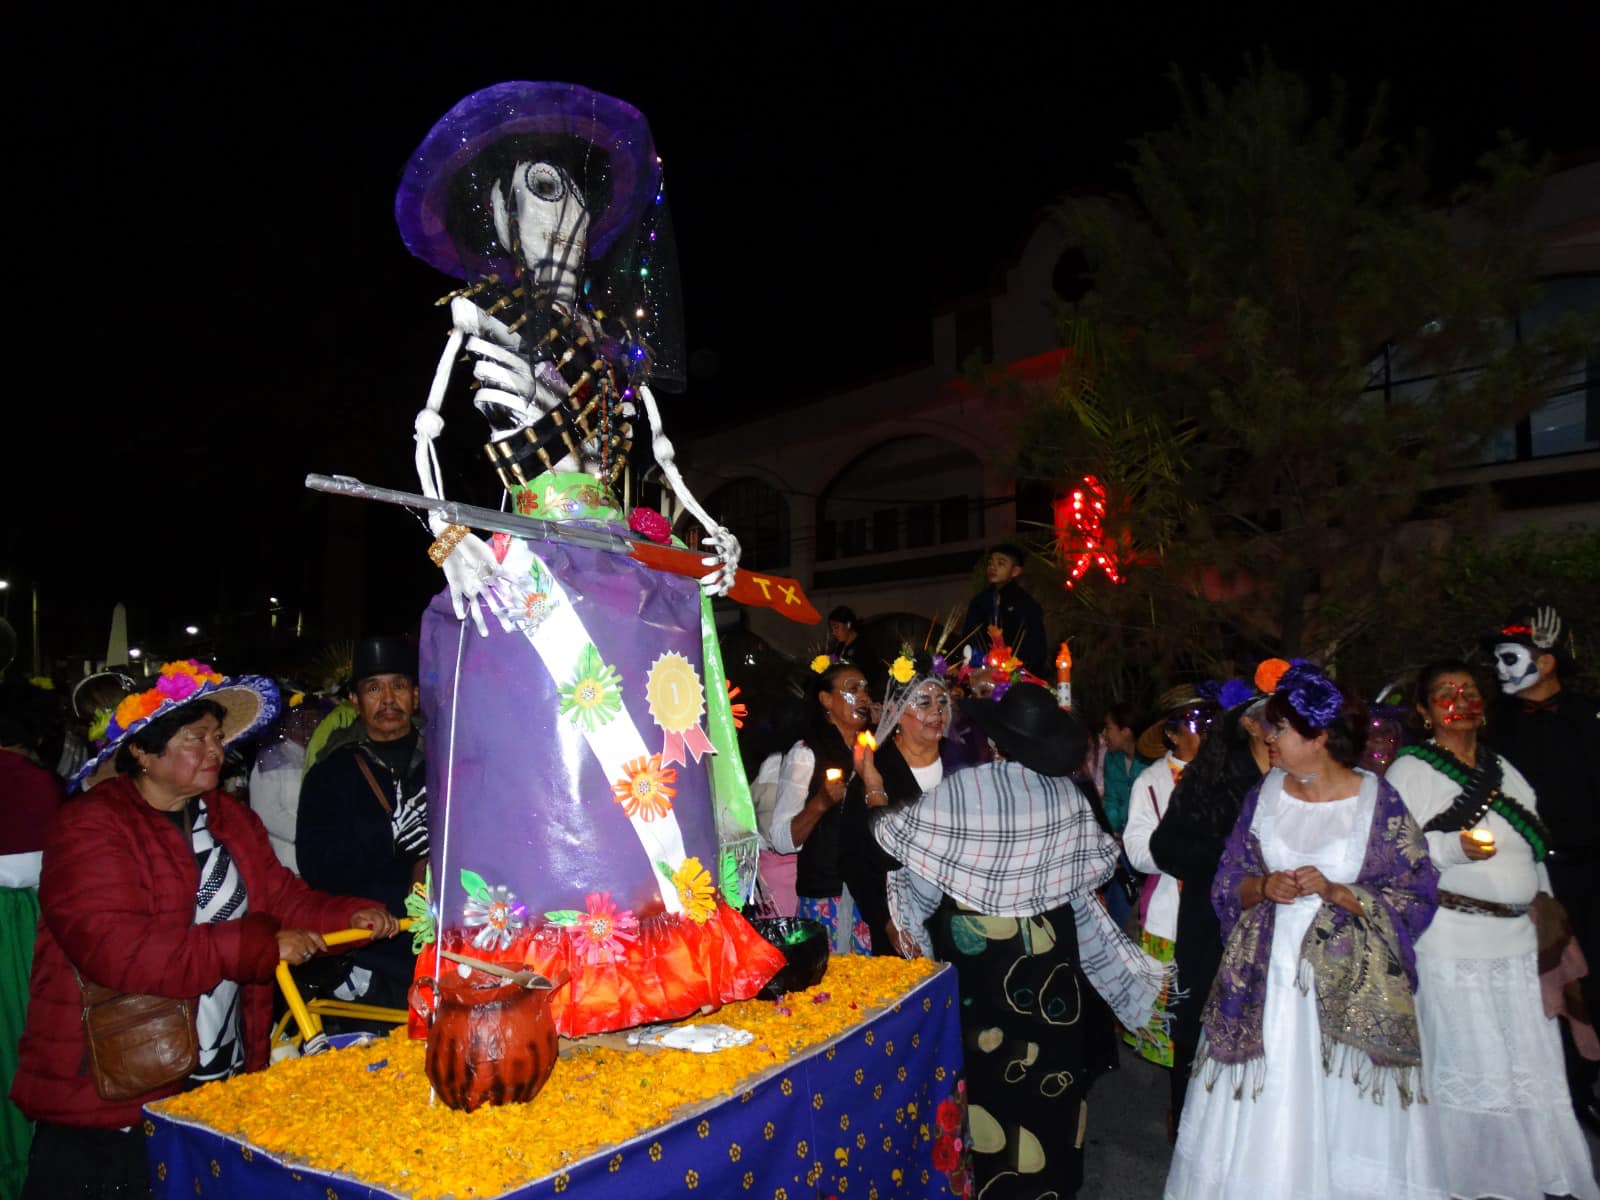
1359, 274, 1599, 465
818, 437, 985, 561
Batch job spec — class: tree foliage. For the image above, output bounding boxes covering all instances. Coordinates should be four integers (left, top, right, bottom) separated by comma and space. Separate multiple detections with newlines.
1014, 60, 1596, 711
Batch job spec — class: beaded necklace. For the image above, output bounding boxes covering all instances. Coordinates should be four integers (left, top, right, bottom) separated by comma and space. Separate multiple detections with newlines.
1398, 743, 1551, 862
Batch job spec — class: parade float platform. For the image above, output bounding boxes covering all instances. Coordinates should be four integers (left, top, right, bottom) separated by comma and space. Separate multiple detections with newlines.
145, 958, 969, 1199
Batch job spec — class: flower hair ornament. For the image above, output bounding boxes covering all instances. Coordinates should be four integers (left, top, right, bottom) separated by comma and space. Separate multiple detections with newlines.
1274, 662, 1344, 730
874, 647, 953, 745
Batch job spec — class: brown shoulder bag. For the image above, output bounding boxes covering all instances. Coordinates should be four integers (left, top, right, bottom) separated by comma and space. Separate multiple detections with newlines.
75, 969, 199, 1101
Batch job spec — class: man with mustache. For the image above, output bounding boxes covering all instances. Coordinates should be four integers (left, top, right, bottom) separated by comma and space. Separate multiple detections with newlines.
296, 636, 428, 1018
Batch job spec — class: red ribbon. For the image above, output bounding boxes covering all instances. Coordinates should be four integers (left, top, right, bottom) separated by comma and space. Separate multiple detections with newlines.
661, 723, 716, 767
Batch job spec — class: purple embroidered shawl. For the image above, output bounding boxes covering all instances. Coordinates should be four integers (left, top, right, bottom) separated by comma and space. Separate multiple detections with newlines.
1198, 771, 1439, 1101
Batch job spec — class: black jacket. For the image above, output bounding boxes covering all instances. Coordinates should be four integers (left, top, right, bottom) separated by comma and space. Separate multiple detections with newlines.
962, 580, 1049, 679
1485, 689, 1600, 856
296, 725, 426, 985
793, 721, 857, 900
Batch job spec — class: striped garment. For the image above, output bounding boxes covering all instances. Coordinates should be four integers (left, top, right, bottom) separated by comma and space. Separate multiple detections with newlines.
874, 760, 1171, 1031
188, 800, 247, 1083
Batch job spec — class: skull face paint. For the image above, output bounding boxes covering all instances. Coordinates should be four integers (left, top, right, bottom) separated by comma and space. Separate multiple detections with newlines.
900, 680, 952, 737
1494, 642, 1540, 695
822, 670, 871, 731
490, 160, 591, 301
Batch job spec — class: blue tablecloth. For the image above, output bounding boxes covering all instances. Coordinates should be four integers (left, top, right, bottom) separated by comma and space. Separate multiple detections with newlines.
146, 965, 969, 1199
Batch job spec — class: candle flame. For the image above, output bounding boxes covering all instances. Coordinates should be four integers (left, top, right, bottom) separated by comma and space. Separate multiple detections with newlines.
825, 768, 843, 782
1470, 829, 1494, 844
857, 732, 877, 750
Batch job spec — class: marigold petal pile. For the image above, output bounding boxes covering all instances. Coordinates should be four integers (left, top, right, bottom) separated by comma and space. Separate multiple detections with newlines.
155, 955, 939, 1199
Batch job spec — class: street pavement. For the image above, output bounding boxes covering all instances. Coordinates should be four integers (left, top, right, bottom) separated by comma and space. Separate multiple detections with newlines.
1079, 1048, 1173, 1198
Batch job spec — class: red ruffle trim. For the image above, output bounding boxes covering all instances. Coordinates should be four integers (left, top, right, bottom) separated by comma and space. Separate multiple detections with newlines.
412, 899, 785, 1038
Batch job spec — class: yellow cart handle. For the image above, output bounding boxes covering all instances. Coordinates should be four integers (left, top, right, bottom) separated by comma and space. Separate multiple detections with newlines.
276, 918, 417, 1052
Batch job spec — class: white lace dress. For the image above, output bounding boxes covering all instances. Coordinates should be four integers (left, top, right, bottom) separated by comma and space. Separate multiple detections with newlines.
1387, 753, 1598, 1200
1166, 770, 1442, 1200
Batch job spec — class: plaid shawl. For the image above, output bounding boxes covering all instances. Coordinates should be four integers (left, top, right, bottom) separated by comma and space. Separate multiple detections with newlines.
1198, 770, 1439, 1105
874, 760, 1170, 1030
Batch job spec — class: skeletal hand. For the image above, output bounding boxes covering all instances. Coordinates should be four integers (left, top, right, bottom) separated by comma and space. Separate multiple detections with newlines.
450, 297, 540, 428
1531, 605, 1562, 651
390, 787, 430, 856
698, 526, 741, 597
429, 513, 507, 637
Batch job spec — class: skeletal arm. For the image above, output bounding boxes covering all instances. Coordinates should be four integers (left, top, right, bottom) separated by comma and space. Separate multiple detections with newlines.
639, 383, 741, 596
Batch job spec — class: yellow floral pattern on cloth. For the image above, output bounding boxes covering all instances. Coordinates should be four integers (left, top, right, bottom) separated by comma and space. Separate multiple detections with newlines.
153, 957, 945, 1200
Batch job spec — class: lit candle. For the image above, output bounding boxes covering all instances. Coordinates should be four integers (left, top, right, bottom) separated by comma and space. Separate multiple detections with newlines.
1469, 828, 1495, 850
825, 768, 843, 782
856, 731, 877, 751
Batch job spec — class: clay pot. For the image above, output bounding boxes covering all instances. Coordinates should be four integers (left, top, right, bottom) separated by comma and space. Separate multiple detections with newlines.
408, 969, 564, 1111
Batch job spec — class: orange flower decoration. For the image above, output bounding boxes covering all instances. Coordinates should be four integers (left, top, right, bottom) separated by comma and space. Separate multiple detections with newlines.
113, 691, 163, 729
160, 659, 223, 685
612, 754, 677, 821
1254, 658, 1292, 693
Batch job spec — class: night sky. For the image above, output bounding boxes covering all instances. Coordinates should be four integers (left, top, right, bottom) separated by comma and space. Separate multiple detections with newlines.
5, 3, 1595, 670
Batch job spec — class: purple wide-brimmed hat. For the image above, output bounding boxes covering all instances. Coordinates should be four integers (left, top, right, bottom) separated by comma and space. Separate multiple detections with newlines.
395, 81, 660, 282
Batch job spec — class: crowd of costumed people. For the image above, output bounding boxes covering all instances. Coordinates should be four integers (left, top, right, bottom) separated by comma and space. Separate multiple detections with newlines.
0, 72, 1594, 1200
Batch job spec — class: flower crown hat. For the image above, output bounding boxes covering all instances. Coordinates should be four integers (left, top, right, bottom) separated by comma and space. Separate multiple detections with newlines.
71, 659, 281, 793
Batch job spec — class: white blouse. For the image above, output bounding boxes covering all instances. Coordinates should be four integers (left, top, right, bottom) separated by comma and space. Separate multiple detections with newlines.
1387, 751, 1548, 960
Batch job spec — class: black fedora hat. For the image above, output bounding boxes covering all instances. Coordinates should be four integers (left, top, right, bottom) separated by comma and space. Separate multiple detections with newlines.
350, 636, 417, 688
960, 683, 1087, 778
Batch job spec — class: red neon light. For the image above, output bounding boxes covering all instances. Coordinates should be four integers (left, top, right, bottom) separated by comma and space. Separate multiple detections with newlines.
1053, 474, 1125, 589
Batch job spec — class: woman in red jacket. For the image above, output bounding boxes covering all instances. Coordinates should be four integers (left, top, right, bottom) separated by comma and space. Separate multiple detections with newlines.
10, 662, 398, 1199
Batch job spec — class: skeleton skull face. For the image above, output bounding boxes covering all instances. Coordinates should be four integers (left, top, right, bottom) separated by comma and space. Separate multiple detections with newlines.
491, 161, 590, 299
900, 680, 952, 737
1494, 642, 1540, 695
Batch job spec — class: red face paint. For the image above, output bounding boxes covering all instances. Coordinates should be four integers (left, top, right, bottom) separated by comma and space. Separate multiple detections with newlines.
1431, 682, 1484, 725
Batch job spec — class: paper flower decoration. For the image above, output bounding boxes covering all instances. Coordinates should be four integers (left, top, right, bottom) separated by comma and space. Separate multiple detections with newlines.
114, 690, 163, 731
627, 506, 672, 544
726, 681, 748, 730
404, 873, 436, 953
156, 671, 200, 702
612, 754, 677, 821
669, 857, 717, 924
1217, 678, 1256, 710
558, 644, 624, 731
889, 655, 916, 684
1254, 658, 1292, 693
1276, 663, 1344, 730
571, 891, 639, 964
460, 871, 525, 952
102, 659, 230, 746
87, 708, 112, 742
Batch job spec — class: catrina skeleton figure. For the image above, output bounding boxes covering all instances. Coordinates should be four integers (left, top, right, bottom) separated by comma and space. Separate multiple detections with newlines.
395, 82, 778, 1053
